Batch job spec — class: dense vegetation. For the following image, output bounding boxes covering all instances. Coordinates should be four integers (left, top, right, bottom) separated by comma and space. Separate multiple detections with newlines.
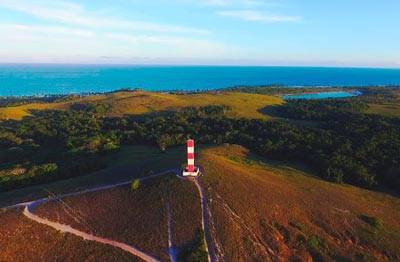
177, 229, 208, 262
223, 85, 349, 95
0, 88, 399, 193
0, 95, 71, 107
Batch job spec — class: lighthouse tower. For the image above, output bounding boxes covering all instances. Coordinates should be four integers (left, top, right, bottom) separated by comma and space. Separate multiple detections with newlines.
182, 139, 200, 177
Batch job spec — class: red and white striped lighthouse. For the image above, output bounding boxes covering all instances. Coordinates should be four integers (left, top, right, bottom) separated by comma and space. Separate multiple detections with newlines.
187, 139, 195, 172
183, 139, 200, 177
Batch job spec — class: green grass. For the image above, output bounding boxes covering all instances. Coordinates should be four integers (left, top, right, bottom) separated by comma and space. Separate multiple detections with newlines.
0, 90, 284, 121
366, 102, 400, 117
0, 145, 184, 207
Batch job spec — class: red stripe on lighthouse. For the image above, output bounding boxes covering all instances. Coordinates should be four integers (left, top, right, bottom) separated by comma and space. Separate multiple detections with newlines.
187, 139, 195, 172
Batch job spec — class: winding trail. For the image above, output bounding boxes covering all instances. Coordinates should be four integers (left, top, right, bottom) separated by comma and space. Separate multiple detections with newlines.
1, 169, 180, 262
166, 198, 177, 262
194, 176, 217, 262
1, 167, 218, 262
177, 167, 218, 262
24, 199, 159, 262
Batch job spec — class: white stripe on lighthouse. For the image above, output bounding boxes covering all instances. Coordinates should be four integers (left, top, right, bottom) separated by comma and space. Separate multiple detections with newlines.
188, 159, 195, 165
188, 147, 194, 154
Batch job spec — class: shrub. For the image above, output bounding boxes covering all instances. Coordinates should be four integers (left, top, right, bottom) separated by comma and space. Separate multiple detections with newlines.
131, 179, 140, 191
308, 235, 320, 249
178, 229, 208, 262
359, 215, 383, 228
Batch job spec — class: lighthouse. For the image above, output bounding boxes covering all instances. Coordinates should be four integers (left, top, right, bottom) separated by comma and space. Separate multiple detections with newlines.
182, 139, 200, 177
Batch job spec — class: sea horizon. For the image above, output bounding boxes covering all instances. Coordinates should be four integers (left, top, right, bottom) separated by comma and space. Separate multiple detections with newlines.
1, 64, 400, 97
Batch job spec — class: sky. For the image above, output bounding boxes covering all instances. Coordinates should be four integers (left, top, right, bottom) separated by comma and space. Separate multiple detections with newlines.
0, 0, 399, 67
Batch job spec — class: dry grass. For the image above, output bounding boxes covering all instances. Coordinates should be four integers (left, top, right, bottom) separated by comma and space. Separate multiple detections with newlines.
0, 208, 136, 262
34, 175, 203, 261
0, 90, 283, 121
35, 179, 170, 261
198, 145, 400, 262
166, 176, 202, 252
2, 143, 400, 261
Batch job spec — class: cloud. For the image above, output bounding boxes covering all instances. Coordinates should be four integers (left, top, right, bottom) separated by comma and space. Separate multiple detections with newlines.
0, 0, 208, 34
203, 0, 301, 23
103, 33, 239, 58
203, 0, 273, 7
217, 10, 301, 22
0, 23, 240, 63
203, 0, 230, 6
0, 24, 96, 38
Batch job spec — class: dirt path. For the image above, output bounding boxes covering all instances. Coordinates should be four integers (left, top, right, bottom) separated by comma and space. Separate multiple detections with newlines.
1, 168, 218, 262
193, 172, 218, 262
2, 169, 179, 262
166, 199, 177, 262
213, 191, 276, 260
24, 199, 159, 262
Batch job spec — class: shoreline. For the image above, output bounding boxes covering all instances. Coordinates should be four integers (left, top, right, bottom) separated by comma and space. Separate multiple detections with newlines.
0, 85, 397, 99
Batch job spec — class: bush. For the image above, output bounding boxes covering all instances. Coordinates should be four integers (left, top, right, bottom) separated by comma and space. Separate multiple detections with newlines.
308, 235, 320, 249
178, 229, 208, 262
131, 179, 140, 191
359, 215, 383, 228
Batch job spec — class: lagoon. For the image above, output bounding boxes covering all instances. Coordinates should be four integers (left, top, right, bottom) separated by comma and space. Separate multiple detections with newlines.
281, 91, 363, 99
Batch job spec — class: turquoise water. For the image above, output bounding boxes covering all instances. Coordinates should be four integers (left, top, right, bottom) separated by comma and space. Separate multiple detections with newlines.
281, 91, 363, 99
1, 64, 400, 96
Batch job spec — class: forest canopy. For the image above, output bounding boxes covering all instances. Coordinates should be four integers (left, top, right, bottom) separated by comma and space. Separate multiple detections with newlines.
0, 88, 399, 193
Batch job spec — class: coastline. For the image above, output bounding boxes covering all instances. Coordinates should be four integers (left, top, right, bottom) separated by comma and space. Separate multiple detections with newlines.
0, 85, 394, 99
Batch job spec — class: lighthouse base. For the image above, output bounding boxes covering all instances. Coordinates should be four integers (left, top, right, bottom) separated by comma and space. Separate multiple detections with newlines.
182, 167, 200, 177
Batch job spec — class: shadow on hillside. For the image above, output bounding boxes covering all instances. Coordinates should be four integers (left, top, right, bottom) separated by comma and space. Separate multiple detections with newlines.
241, 148, 320, 179
257, 105, 282, 118
124, 109, 176, 121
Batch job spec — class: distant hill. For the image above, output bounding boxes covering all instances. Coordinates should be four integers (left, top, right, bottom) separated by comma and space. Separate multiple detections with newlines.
0, 90, 283, 121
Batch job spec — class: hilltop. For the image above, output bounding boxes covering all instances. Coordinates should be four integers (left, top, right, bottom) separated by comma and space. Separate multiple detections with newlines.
1, 144, 399, 261
199, 145, 400, 261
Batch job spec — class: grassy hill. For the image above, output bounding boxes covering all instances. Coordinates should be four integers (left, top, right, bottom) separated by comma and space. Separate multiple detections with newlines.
198, 145, 400, 261
2, 144, 399, 261
0, 90, 283, 121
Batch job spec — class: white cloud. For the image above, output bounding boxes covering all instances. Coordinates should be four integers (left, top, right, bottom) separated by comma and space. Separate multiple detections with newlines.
103, 33, 239, 58
203, 0, 231, 6
0, 23, 241, 63
0, 0, 208, 34
0, 24, 96, 38
217, 10, 301, 22
203, 0, 273, 7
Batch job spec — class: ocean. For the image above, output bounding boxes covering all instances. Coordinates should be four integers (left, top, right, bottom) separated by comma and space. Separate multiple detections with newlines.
1, 64, 400, 97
